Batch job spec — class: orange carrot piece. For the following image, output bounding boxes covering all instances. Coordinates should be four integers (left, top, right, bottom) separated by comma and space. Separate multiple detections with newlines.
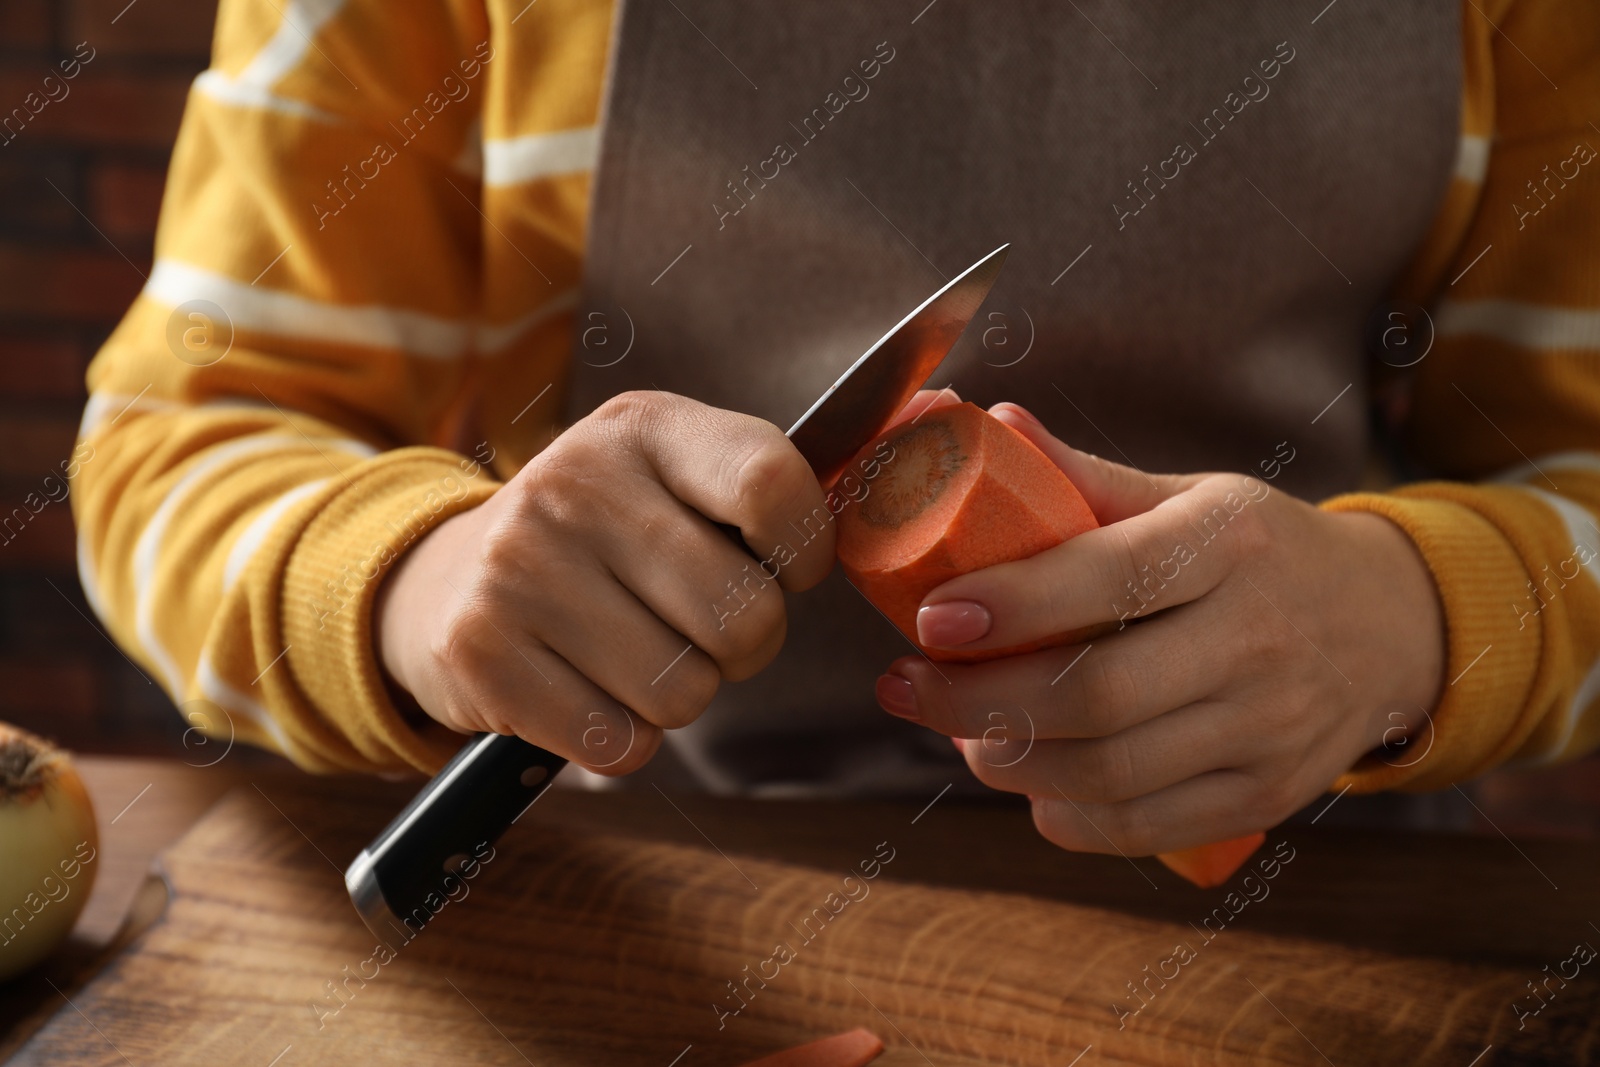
737, 1028, 886, 1067
1155, 832, 1267, 888
837, 403, 1265, 887
836, 402, 1099, 663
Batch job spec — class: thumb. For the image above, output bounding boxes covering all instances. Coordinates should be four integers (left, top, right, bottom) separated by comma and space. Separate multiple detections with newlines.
988, 402, 1198, 523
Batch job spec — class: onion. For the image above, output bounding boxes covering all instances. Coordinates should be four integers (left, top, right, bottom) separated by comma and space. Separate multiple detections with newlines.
0, 723, 98, 980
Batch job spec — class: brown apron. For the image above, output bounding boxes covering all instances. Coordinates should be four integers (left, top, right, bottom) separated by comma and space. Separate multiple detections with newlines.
569, 0, 1460, 796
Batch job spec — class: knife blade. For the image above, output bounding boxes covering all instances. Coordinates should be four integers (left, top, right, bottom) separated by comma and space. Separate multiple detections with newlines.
344, 244, 1011, 944
787, 243, 1010, 485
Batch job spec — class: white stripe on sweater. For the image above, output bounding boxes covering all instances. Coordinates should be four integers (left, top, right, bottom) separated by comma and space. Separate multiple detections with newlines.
1493, 451, 1600, 487
483, 127, 599, 186
479, 288, 579, 353
133, 434, 372, 697
193, 0, 349, 121
1437, 299, 1600, 351
222, 479, 332, 592
1513, 486, 1600, 760
144, 261, 577, 360
1455, 134, 1489, 183
146, 260, 472, 360
196, 651, 298, 758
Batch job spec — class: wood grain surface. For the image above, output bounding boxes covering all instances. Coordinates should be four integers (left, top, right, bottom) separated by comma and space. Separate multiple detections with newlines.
7, 776, 1599, 1066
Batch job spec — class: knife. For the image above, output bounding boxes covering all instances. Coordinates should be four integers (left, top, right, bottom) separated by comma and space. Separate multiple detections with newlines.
345, 244, 1011, 944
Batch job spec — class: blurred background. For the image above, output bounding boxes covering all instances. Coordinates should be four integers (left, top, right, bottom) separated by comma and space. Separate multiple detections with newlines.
0, 0, 1594, 830
0, 0, 217, 757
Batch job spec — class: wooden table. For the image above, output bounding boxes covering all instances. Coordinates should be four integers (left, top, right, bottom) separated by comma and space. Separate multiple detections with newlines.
3, 758, 1597, 1065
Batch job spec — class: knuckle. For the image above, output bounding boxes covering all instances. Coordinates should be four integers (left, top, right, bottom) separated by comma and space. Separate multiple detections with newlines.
432, 597, 496, 680
1031, 797, 1090, 853
427, 608, 551, 740
576, 710, 661, 776
432, 673, 490, 736
638, 651, 720, 729
472, 704, 518, 741
1246, 768, 1298, 821
521, 442, 611, 532
598, 725, 662, 776
1075, 738, 1136, 803
1078, 653, 1140, 733
708, 588, 787, 680
915, 670, 999, 741
1241, 606, 1296, 667
909, 675, 962, 733
971, 705, 1035, 763
594, 389, 672, 431
1097, 530, 1143, 610
1182, 481, 1238, 555
728, 430, 811, 523
451, 679, 525, 744
476, 513, 534, 584
1228, 499, 1273, 561
1037, 564, 1083, 632
1111, 806, 1158, 856
1257, 695, 1304, 737
588, 390, 687, 463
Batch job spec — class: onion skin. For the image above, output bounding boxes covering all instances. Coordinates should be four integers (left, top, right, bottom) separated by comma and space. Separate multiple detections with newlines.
0, 724, 99, 981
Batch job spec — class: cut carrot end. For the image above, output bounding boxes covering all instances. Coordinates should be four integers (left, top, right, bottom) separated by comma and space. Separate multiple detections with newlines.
837, 402, 1098, 662
737, 1028, 886, 1067
1156, 832, 1267, 888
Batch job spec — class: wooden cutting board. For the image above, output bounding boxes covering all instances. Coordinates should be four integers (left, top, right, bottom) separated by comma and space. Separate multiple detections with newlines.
7, 776, 1598, 1065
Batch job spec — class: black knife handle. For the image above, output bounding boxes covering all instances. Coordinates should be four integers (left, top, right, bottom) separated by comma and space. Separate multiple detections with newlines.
344, 733, 566, 945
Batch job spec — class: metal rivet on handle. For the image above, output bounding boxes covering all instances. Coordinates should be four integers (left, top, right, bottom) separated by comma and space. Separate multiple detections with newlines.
520, 765, 549, 788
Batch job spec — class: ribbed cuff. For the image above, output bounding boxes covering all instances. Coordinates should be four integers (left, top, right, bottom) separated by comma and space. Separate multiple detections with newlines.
281, 447, 501, 774
1321, 489, 1540, 792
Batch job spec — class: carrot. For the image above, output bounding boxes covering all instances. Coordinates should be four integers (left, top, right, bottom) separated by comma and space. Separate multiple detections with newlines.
1154, 832, 1267, 888
737, 1028, 885, 1067
835, 401, 1099, 663
836, 402, 1263, 887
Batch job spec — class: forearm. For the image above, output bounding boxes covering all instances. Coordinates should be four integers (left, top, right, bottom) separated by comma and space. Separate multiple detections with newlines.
73, 391, 500, 773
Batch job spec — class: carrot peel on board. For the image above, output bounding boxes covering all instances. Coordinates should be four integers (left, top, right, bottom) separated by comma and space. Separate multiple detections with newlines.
737, 1028, 885, 1067
836, 401, 1265, 887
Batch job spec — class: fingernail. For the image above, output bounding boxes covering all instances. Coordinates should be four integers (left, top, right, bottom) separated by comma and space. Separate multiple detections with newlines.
875, 674, 919, 721
1002, 403, 1044, 428
951, 736, 966, 754
917, 600, 992, 647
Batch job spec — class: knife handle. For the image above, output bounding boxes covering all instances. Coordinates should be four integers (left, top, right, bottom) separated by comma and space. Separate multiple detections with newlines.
344, 732, 566, 944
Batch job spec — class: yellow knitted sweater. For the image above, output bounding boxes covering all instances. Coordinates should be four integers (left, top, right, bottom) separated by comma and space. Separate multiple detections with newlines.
73, 0, 1600, 792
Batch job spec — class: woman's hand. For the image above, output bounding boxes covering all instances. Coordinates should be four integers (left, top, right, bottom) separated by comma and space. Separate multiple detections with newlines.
375, 391, 834, 774
874, 402, 1447, 854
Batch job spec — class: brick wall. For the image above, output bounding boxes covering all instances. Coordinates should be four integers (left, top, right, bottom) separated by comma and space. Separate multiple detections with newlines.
0, 0, 215, 755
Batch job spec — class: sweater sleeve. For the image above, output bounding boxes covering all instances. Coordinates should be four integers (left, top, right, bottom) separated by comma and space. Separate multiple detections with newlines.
1328, 0, 1600, 791
69, 0, 592, 774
